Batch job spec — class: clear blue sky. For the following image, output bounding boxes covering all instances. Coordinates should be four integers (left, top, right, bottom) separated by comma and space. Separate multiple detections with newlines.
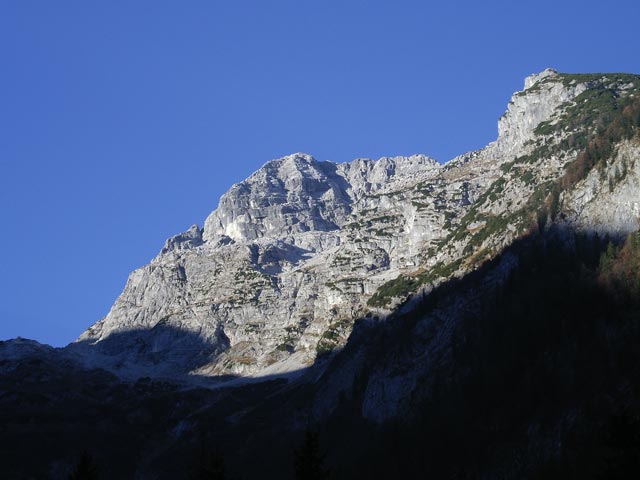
2, 0, 639, 346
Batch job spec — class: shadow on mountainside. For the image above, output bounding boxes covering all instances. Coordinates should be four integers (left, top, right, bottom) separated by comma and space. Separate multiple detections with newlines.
67, 322, 233, 382
303, 224, 640, 479
4, 225, 640, 479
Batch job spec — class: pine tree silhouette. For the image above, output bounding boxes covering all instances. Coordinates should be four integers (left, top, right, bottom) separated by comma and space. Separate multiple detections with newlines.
189, 447, 226, 480
599, 412, 640, 479
293, 429, 329, 480
68, 451, 100, 480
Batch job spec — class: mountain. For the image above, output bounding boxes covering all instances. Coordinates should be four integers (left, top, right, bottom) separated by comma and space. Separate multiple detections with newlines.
3, 69, 640, 479
71, 68, 640, 382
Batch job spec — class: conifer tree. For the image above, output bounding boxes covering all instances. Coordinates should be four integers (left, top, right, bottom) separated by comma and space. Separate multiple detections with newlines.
599, 412, 640, 479
293, 429, 329, 480
68, 451, 100, 480
189, 447, 226, 480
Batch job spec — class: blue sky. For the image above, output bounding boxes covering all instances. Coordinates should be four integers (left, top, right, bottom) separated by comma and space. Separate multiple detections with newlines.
2, 0, 639, 346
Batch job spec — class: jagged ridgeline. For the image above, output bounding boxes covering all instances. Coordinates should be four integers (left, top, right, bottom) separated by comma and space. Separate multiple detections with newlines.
72, 69, 640, 379
369, 72, 640, 306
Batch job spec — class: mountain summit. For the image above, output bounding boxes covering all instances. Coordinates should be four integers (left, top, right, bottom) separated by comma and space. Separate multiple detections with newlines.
71, 69, 640, 381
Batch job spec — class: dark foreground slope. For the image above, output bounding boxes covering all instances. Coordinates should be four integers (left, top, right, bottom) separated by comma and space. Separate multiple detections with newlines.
2, 228, 640, 479
314, 228, 640, 479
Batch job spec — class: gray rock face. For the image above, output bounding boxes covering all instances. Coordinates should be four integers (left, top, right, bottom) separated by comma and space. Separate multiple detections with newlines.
202, 154, 353, 244
75, 152, 446, 378
74, 70, 640, 382
494, 69, 586, 160
162, 224, 204, 254
564, 140, 640, 236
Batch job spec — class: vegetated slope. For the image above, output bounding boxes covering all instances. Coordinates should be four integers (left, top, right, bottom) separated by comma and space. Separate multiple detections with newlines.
368, 72, 640, 308
307, 228, 640, 479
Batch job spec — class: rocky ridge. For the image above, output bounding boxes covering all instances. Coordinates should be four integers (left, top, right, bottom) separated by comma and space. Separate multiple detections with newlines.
73, 69, 640, 381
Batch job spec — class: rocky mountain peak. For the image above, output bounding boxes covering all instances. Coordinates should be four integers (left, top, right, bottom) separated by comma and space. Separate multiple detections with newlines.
161, 224, 203, 254
493, 68, 585, 162
72, 70, 640, 381
523, 67, 558, 89
202, 152, 352, 244
201, 152, 441, 246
